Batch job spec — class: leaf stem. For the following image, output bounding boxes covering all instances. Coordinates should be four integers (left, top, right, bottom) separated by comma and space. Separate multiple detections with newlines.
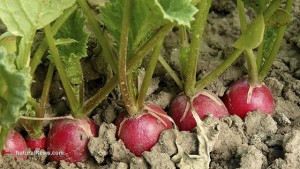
245, 49, 259, 85
158, 55, 183, 90
137, 39, 164, 110
0, 127, 10, 151
119, 0, 137, 116
27, 97, 39, 113
263, 0, 284, 21
256, 36, 265, 71
179, 26, 189, 82
32, 64, 54, 135
194, 49, 243, 93
30, 4, 78, 75
257, 0, 283, 72
77, 0, 118, 74
237, 0, 258, 85
77, 24, 175, 117
258, 0, 294, 81
185, 0, 212, 97
44, 25, 79, 113
237, 0, 247, 33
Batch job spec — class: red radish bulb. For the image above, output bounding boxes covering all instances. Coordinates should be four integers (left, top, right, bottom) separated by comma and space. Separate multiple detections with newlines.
115, 103, 172, 157
223, 79, 274, 119
47, 118, 98, 163
169, 90, 229, 131
25, 133, 47, 151
1, 130, 27, 159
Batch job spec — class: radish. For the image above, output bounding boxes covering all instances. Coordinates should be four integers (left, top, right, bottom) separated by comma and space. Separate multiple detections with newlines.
115, 103, 172, 156
169, 90, 229, 131
223, 79, 274, 119
47, 118, 98, 163
1, 130, 27, 159
25, 133, 47, 151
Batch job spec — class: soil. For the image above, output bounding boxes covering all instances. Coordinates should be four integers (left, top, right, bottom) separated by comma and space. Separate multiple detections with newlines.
1, 0, 300, 168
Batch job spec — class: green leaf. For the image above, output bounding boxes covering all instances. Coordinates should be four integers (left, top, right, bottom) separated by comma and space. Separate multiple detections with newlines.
259, 25, 279, 71
267, 8, 292, 27
0, 0, 76, 37
0, 33, 17, 54
0, 48, 30, 128
54, 9, 89, 101
55, 38, 78, 46
100, 0, 197, 57
233, 14, 265, 50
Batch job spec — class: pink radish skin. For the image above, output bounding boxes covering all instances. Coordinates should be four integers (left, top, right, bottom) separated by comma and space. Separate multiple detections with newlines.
25, 133, 47, 151
47, 118, 98, 163
169, 90, 229, 131
115, 103, 172, 157
223, 79, 274, 119
1, 130, 27, 159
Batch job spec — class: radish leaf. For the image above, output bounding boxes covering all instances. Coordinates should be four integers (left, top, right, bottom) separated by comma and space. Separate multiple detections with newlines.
100, 0, 197, 57
233, 14, 265, 50
53, 9, 89, 101
0, 48, 30, 128
0, 0, 76, 37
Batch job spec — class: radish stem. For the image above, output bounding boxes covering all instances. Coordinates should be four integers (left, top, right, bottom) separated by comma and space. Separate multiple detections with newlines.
158, 55, 183, 90
118, 0, 137, 116
77, 24, 175, 117
259, 0, 294, 81
179, 26, 189, 82
30, 4, 78, 75
77, 0, 117, 74
44, 25, 79, 113
245, 49, 259, 85
263, 0, 284, 20
237, 0, 258, 85
32, 64, 54, 135
256, 38, 264, 71
0, 128, 10, 151
194, 49, 243, 93
137, 39, 164, 110
185, 0, 212, 97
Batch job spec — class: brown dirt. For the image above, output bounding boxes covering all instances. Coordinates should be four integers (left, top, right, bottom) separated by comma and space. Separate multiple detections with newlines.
1, 0, 300, 168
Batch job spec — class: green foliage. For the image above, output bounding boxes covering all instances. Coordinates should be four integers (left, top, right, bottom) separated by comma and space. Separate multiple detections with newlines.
267, 8, 292, 27
0, 0, 77, 69
100, 0, 197, 57
0, 33, 16, 54
0, 48, 29, 128
0, 0, 76, 37
233, 14, 265, 50
54, 9, 89, 101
